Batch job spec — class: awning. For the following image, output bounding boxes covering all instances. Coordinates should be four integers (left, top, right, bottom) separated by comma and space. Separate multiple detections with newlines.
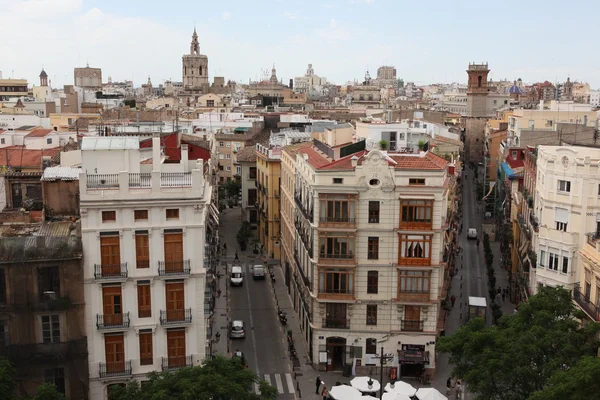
398, 350, 429, 364
501, 162, 517, 180
209, 204, 220, 225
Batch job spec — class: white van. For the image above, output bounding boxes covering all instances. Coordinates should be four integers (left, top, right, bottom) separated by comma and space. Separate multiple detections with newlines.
252, 264, 266, 280
230, 266, 243, 286
467, 228, 478, 240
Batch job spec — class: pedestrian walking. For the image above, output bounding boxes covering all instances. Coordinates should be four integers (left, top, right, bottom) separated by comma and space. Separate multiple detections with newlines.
451, 295, 456, 307
476, 238, 480, 249
446, 376, 453, 395
315, 376, 322, 394
223, 243, 227, 251
502, 293, 505, 301
234, 252, 239, 261
497, 288, 501, 295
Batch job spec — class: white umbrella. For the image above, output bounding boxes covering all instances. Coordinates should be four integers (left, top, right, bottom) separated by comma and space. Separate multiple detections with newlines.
362, 396, 380, 400
329, 384, 362, 400
384, 381, 417, 396
350, 376, 381, 393
416, 387, 448, 400
382, 393, 412, 400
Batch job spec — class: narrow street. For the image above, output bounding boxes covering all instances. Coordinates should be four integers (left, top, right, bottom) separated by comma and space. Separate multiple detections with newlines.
217, 208, 296, 398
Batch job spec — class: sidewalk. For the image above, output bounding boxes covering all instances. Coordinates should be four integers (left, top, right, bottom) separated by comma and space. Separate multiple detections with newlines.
210, 259, 230, 358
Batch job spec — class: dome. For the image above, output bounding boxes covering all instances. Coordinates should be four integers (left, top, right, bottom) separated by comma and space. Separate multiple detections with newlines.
509, 80, 524, 95
39, 69, 48, 78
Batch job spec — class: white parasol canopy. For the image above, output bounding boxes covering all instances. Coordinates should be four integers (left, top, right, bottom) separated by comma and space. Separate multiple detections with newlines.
382, 393, 412, 400
384, 381, 417, 396
350, 376, 381, 393
415, 387, 448, 400
329, 384, 362, 400
362, 396, 380, 400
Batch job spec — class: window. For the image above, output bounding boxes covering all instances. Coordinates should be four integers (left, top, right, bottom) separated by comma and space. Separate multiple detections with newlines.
166, 209, 179, 219
368, 237, 379, 260
139, 330, 153, 365
219, 154, 224, 160
548, 252, 560, 271
539, 250, 546, 267
248, 189, 257, 205
320, 195, 355, 223
134, 210, 148, 221
137, 282, 151, 318
400, 200, 433, 229
102, 211, 116, 222
399, 234, 432, 265
409, 178, 425, 185
226, 166, 231, 171
366, 338, 377, 354
545, 120, 553, 127
44, 368, 65, 394
226, 142, 231, 148
366, 305, 377, 325
219, 141, 224, 147
319, 268, 354, 295
325, 303, 347, 328
249, 167, 257, 180
46, 138, 52, 144
562, 256, 569, 274
226, 153, 231, 159
166, 329, 186, 367
399, 270, 430, 294
555, 222, 567, 232
557, 180, 571, 193
206, 99, 215, 107
0, 269, 5, 305
38, 266, 60, 300
367, 271, 378, 294
0, 138, 4, 144
135, 232, 150, 268
236, 166, 242, 176
512, 151, 517, 160
333, 178, 343, 184
41, 315, 60, 343
0, 320, 7, 346
368, 201, 380, 223
319, 234, 355, 259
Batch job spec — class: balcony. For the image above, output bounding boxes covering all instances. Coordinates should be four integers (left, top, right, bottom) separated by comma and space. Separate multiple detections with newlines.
401, 319, 424, 332
319, 216, 356, 229
128, 173, 151, 188
160, 308, 192, 325
318, 288, 354, 300
293, 251, 311, 289
294, 195, 314, 223
322, 317, 350, 329
0, 236, 82, 263
158, 260, 191, 276
587, 232, 600, 249
539, 226, 579, 246
319, 252, 355, 264
94, 263, 128, 279
396, 290, 430, 303
99, 360, 133, 378
573, 285, 600, 322
0, 339, 88, 366
96, 312, 130, 330
529, 211, 539, 233
87, 174, 119, 189
161, 355, 193, 371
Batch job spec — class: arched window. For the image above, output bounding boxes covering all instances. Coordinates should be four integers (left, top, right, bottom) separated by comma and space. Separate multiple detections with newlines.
477, 75, 482, 88
200, 66, 203, 75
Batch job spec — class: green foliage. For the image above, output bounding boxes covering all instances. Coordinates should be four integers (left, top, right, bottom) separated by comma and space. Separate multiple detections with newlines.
379, 140, 388, 150
123, 99, 136, 108
437, 287, 600, 400
237, 221, 251, 251
0, 358, 15, 399
32, 384, 67, 400
417, 140, 427, 151
224, 179, 242, 200
529, 356, 600, 400
108, 356, 277, 400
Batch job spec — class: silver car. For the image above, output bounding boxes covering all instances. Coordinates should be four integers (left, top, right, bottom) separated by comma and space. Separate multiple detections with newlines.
230, 320, 246, 339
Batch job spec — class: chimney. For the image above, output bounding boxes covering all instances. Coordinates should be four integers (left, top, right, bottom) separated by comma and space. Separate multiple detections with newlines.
387, 110, 393, 123
152, 136, 161, 172
351, 156, 358, 168
181, 144, 189, 172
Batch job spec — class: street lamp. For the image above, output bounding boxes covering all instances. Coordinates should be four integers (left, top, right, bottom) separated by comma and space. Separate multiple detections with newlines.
378, 346, 395, 398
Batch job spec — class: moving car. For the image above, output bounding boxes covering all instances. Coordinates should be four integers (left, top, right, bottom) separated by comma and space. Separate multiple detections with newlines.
252, 264, 266, 280
230, 320, 246, 339
230, 266, 243, 286
233, 350, 248, 368
467, 228, 478, 240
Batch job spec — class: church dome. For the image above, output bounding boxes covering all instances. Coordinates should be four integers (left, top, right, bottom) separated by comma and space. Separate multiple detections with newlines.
509, 80, 524, 95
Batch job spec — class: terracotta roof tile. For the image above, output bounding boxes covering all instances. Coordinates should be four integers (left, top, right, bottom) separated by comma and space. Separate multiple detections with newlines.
0, 146, 61, 168
282, 141, 312, 158
297, 147, 331, 169
236, 146, 257, 163
25, 128, 53, 138
317, 150, 368, 170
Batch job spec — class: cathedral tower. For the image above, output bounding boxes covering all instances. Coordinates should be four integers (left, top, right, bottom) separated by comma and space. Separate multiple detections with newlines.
466, 63, 490, 117
182, 28, 209, 92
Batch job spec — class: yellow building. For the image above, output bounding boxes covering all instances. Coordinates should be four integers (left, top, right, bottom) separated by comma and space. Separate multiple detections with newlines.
255, 143, 282, 260
280, 142, 312, 275
215, 132, 245, 182
49, 113, 100, 131
575, 234, 600, 322
0, 78, 28, 100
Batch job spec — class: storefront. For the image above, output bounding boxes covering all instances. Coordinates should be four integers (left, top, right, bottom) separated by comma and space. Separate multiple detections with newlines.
398, 345, 429, 378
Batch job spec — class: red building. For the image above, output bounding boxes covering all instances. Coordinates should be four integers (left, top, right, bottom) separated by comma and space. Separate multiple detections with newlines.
139, 133, 211, 162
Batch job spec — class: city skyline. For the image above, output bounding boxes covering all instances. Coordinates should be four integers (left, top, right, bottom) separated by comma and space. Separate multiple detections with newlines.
2, 0, 600, 88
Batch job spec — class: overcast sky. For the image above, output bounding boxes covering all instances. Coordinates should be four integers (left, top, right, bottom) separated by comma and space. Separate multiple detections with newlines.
2, 0, 599, 89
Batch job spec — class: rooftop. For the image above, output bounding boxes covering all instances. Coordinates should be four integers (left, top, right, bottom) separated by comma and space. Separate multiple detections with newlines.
0, 146, 61, 169
41, 166, 81, 181
25, 128, 53, 138
81, 136, 139, 151
236, 146, 257, 163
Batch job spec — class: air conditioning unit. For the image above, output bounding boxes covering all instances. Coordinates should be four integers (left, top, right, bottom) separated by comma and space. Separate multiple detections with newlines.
43, 291, 56, 300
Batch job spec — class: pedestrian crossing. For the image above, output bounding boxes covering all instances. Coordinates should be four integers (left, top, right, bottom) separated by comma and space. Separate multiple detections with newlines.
254, 373, 296, 395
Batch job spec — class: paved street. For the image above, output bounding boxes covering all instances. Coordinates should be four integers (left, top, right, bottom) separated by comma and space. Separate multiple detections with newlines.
217, 208, 297, 398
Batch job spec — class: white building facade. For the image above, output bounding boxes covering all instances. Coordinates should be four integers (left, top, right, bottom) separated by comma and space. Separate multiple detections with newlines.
79, 136, 212, 399
290, 143, 448, 377
534, 145, 600, 293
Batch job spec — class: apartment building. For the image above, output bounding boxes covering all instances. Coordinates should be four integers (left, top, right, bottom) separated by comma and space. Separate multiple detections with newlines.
285, 134, 449, 378
215, 133, 245, 181
255, 143, 282, 260
79, 137, 213, 399
237, 146, 258, 225
533, 146, 600, 294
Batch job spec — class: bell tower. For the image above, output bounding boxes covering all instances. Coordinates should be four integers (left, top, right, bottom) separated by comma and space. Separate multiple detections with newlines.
466, 63, 490, 117
182, 27, 209, 92
39, 68, 48, 87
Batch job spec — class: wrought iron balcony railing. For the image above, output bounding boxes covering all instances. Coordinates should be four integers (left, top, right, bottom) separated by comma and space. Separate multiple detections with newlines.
94, 263, 128, 279
159, 308, 192, 325
99, 360, 132, 378
96, 312, 130, 330
158, 260, 191, 276
161, 355, 193, 371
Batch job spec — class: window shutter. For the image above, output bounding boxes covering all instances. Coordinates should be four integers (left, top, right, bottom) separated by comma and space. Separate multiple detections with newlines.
555, 208, 569, 223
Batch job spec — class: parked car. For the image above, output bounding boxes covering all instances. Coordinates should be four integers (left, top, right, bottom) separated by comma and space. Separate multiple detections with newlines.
230, 320, 246, 339
467, 228, 478, 240
252, 264, 266, 280
230, 265, 243, 286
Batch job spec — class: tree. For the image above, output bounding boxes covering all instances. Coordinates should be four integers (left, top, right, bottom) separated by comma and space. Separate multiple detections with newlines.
0, 358, 65, 400
224, 179, 242, 200
437, 287, 600, 400
417, 140, 427, 151
529, 356, 600, 400
0, 358, 15, 399
108, 356, 278, 400
32, 383, 67, 400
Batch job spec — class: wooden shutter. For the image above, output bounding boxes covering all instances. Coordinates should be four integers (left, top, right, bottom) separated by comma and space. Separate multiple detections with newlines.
167, 329, 186, 366
165, 282, 184, 321
139, 332, 153, 365
164, 233, 183, 262
135, 234, 150, 268
102, 286, 122, 326
404, 305, 420, 321
137, 284, 151, 318
105, 334, 124, 373
100, 236, 121, 276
